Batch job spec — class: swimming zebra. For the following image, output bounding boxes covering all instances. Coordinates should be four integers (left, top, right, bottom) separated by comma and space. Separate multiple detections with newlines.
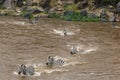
46, 56, 64, 66
63, 28, 67, 36
30, 17, 39, 25
18, 64, 35, 76
70, 47, 78, 54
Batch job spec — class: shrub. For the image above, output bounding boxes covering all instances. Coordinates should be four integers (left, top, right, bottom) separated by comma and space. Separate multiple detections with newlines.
61, 12, 100, 22
22, 10, 34, 19
48, 13, 61, 19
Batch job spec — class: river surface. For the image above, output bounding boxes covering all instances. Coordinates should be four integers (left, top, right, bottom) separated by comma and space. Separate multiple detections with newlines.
0, 16, 120, 80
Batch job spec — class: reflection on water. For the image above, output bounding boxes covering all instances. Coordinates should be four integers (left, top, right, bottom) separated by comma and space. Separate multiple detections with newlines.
0, 16, 120, 80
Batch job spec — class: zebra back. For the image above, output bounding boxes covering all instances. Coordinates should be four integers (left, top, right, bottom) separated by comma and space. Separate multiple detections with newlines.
54, 59, 64, 66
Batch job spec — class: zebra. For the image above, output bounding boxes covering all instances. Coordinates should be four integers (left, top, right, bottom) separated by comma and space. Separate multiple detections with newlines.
63, 28, 67, 36
70, 47, 78, 55
18, 64, 35, 76
46, 56, 64, 66
31, 17, 39, 25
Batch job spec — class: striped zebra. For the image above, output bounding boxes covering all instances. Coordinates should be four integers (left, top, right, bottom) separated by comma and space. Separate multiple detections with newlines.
18, 64, 35, 76
70, 47, 78, 54
31, 17, 39, 25
46, 56, 64, 66
63, 28, 67, 36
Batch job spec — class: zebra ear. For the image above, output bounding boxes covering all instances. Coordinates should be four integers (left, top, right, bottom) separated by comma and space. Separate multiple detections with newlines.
46, 62, 49, 65
18, 71, 21, 75
70, 51, 74, 54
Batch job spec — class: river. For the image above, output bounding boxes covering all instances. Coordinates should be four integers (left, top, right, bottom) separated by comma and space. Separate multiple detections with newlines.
0, 16, 120, 80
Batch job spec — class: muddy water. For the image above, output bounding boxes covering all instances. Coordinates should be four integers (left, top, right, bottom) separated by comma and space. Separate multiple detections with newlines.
0, 16, 120, 80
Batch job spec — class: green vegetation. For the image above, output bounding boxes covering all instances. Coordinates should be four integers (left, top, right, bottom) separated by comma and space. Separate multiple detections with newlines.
22, 10, 34, 19
49, 12, 100, 22
49, 13, 61, 19
0, 5, 5, 9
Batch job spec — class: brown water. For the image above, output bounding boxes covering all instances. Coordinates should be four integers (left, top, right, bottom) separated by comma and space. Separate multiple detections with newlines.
0, 16, 120, 80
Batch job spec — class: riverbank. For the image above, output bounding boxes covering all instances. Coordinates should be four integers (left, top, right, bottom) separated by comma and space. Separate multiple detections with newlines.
0, 0, 120, 22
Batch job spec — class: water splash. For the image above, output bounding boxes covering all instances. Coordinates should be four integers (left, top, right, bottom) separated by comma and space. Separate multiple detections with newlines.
81, 47, 97, 54
0, 21, 30, 25
68, 44, 97, 54
43, 69, 68, 74
13, 62, 68, 76
13, 71, 41, 76
63, 61, 87, 66
8, 21, 30, 25
53, 29, 75, 36
54, 56, 87, 67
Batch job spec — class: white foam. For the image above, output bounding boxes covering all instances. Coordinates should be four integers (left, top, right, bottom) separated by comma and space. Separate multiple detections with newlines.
69, 44, 97, 54
81, 47, 97, 54
13, 71, 41, 76
53, 29, 75, 36
13, 71, 18, 75
54, 56, 69, 61
10, 21, 25, 25
0, 21, 30, 25
44, 69, 68, 74
114, 26, 120, 28
63, 61, 79, 66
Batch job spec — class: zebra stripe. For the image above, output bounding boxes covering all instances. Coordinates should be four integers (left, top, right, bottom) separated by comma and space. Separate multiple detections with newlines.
54, 59, 64, 66
46, 56, 64, 66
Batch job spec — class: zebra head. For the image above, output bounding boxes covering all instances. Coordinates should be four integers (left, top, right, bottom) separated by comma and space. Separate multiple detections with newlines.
18, 64, 27, 75
18, 64, 35, 76
46, 56, 54, 66
63, 28, 67, 36
70, 47, 78, 55
46, 56, 65, 66
31, 17, 39, 25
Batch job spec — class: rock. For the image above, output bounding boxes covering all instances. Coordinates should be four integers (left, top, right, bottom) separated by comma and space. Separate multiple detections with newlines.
116, 1, 120, 14
2, 0, 12, 9
80, 9, 87, 17
57, 0, 63, 5
31, 0, 40, 6
93, 0, 103, 8
16, 0, 24, 7
0, 0, 5, 4
77, 0, 88, 9
25, 6, 45, 14
74, 0, 80, 4
55, 0, 64, 14
49, 7, 57, 13
0, 9, 18, 16
88, 13, 98, 18
99, 9, 108, 21
63, 11, 74, 16
40, 0, 51, 10
49, 0, 64, 14
26, 0, 33, 6
109, 16, 116, 22
24, 13, 32, 19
